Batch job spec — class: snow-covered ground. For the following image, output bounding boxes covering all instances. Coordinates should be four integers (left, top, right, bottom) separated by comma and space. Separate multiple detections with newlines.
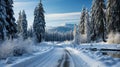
0, 42, 120, 67
0, 43, 54, 67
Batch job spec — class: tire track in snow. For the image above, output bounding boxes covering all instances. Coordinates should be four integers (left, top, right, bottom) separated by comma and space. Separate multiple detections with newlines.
63, 53, 69, 67
57, 54, 65, 67
57, 49, 74, 67
27, 48, 55, 67
36, 47, 65, 67
10, 47, 90, 67
66, 48, 90, 67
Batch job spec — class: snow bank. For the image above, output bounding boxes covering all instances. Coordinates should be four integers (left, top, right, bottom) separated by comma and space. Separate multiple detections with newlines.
107, 32, 120, 44
66, 47, 106, 67
73, 44, 120, 67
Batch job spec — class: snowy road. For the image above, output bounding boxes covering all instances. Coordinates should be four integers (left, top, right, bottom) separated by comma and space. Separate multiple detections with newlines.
10, 47, 89, 67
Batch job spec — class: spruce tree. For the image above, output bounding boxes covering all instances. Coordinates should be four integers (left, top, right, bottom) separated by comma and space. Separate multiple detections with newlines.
0, 0, 17, 40
17, 11, 22, 34
85, 10, 91, 43
80, 7, 86, 34
33, 0, 46, 43
5, 0, 17, 39
17, 10, 28, 39
91, 0, 106, 42
107, 0, 120, 33
21, 10, 28, 39
91, 0, 96, 41
0, 0, 6, 40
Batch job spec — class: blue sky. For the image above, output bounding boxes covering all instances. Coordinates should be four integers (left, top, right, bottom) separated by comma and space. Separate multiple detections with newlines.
13, 0, 92, 28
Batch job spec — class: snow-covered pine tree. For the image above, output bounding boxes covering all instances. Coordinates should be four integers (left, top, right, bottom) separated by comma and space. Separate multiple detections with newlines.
91, 0, 106, 42
33, 0, 46, 43
0, 0, 6, 40
5, 0, 17, 39
80, 7, 86, 34
17, 11, 22, 34
106, 0, 113, 33
107, 0, 120, 33
0, 0, 17, 40
73, 24, 81, 45
90, 0, 96, 41
21, 10, 28, 39
85, 10, 91, 43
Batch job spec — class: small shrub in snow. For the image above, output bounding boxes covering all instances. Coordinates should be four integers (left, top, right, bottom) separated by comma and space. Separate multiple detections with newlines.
0, 40, 14, 59
0, 38, 34, 59
107, 32, 120, 44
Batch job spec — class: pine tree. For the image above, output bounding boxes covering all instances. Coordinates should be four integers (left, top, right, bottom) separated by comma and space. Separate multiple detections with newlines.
107, 0, 120, 33
0, 0, 6, 40
91, 0, 106, 42
0, 0, 17, 40
21, 10, 28, 39
17, 10, 28, 39
80, 7, 86, 34
85, 10, 91, 43
5, 0, 17, 39
17, 11, 22, 34
33, 0, 46, 43
90, 0, 96, 41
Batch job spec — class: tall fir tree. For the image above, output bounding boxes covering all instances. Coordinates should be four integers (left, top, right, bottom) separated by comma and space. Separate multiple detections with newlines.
80, 7, 86, 34
85, 10, 91, 43
17, 11, 22, 34
21, 10, 28, 39
0, 0, 6, 40
107, 0, 120, 33
90, 0, 96, 41
33, 0, 46, 43
91, 0, 106, 42
5, 0, 17, 39
0, 0, 17, 40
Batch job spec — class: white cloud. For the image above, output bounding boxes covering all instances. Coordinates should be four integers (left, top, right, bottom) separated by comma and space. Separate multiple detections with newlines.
13, 1, 37, 8
46, 12, 81, 21
45, 12, 81, 26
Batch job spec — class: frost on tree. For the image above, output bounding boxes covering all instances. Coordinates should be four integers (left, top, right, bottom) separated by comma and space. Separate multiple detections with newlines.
107, 0, 120, 33
91, 0, 106, 42
17, 10, 28, 39
85, 10, 91, 43
33, 0, 46, 43
0, 0, 5, 40
5, 0, 17, 39
21, 10, 28, 39
0, 0, 17, 40
73, 24, 81, 45
17, 11, 22, 34
80, 7, 86, 34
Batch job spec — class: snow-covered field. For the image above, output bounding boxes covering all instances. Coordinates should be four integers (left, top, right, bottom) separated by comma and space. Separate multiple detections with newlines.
0, 42, 120, 67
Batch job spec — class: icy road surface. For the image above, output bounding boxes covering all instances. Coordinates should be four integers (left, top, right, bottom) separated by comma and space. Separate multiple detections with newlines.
8, 46, 109, 67
9, 47, 91, 67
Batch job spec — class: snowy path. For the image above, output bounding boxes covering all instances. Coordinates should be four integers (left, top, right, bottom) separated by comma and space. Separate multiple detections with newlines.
9, 47, 94, 67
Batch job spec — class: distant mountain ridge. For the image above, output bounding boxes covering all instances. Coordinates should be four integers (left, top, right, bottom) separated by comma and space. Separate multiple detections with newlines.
47, 24, 75, 33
